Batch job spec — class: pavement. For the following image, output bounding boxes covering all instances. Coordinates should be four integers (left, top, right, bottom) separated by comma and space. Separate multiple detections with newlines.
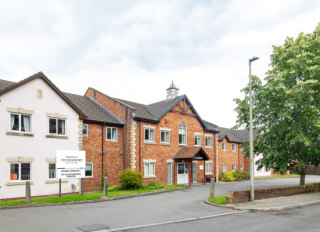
229, 192, 320, 211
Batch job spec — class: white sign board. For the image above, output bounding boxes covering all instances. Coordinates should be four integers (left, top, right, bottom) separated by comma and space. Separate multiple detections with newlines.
56, 150, 86, 179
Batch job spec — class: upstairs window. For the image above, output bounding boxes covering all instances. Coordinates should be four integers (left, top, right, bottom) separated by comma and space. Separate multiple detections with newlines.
83, 124, 88, 136
10, 114, 31, 133
144, 128, 155, 143
160, 130, 170, 144
205, 136, 212, 148
222, 142, 226, 151
49, 118, 65, 135
232, 143, 236, 152
107, 127, 117, 141
179, 122, 187, 145
194, 135, 201, 146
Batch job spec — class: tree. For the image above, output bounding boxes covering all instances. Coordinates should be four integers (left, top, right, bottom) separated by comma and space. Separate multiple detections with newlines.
234, 24, 320, 185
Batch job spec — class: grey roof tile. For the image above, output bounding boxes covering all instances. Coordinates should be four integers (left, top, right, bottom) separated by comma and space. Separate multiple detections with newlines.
0, 79, 16, 93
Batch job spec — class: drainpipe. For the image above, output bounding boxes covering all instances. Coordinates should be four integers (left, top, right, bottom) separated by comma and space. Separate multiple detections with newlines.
101, 123, 105, 180
139, 120, 142, 172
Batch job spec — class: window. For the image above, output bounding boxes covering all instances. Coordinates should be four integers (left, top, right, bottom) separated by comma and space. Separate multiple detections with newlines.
232, 163, 237, 171
232, 143, 236, 152
194, 135, 201, 146
49, 118, 65, 135
83, 124, 88, 136
240, 163, 243, 169
144, 128, 155, 143
85, 163, 93, 177
144, 162, 155, 177
10, 163, 31, 181
10, 113, 31, 133
222, 163, 227, 172
222, 142, 226, 151
179, 122, 187, 145
205, 136, 212, 148
49, 163, 56, 179
160, 130, 170, 144
107, 127, 117, 141
205, 161, 212, 174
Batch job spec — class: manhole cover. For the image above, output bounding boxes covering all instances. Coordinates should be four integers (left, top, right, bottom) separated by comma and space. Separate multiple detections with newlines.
77, 224, 109, 232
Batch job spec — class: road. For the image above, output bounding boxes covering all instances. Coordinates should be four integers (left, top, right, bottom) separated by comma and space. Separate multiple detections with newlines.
0, 175, 319, 232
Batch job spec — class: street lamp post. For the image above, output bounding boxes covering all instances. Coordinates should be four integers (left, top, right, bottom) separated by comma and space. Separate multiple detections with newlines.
249, 56, 259, 202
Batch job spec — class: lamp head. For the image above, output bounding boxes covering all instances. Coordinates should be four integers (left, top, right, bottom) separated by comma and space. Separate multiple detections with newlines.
249, 56, 259, 62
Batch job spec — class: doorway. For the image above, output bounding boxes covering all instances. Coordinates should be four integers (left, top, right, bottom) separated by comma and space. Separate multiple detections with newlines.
177, 163, 189, 184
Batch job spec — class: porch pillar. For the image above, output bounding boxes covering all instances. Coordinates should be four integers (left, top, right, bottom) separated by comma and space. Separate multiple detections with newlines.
203, 160, 206, 184
189, 161, 192, 186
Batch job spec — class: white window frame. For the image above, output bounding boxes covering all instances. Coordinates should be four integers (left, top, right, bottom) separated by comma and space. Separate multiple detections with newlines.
232, 143, 236, 152
205, 161, 213, 175
83, 124, 88, 137
194, 135, 201, 147
179, 123, 187, 145
85, 162, 93, 178
106, 127, 117, 142
160, 130, 170, 144
9, 113, 32, 133
9, 163, 31, 182
222, 163, 227, 172
144, 128, 155, 143
48, 163, 56, 179
205, 136, 212, 148
222, 142, 226, 151
240, 163, 243, 169
48, 117, 66, 136
232, 163, 237, 171
144, 161, 156, 178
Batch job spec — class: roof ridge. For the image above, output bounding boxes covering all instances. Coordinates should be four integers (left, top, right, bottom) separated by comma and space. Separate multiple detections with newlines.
88, 97, 124, 125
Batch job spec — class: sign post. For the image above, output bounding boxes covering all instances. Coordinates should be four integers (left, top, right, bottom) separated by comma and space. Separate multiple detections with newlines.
56, 150, 86, 197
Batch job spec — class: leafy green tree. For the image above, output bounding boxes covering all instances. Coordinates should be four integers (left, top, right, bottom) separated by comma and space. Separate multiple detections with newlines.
234, 24, 320, 185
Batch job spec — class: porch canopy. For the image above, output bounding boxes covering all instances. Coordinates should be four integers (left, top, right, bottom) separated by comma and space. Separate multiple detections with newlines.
174, 147, 209, 161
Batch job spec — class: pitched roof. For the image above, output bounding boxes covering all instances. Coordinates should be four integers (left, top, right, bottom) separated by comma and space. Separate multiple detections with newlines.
0, 72, 86, 119
232, 128, 259, 141
63, 93, 124, 125
174, 147, 209, 160
217, 126, 242, 143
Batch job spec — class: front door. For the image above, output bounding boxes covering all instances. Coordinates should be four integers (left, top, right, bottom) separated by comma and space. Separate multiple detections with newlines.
192, 162, 197, 183
177, 163, 189, 184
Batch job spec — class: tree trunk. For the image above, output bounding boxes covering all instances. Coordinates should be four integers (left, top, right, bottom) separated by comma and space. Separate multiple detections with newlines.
300, 174, 306, 186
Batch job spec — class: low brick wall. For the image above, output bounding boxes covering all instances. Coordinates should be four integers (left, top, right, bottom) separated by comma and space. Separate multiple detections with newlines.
227, 183, 320, 204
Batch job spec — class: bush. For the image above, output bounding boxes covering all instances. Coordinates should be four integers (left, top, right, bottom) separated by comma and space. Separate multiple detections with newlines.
147, 181, 157, 187
119, 169, 143, 190
219, 170, 249, 182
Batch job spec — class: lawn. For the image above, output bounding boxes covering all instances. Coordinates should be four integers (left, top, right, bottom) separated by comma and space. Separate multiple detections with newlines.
254, 174, 299, 180
0, 185, 184, 207
208, 196, 226, 205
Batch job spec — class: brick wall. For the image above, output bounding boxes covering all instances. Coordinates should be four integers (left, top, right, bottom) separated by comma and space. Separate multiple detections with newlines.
82, 123, 124, 192
227, 183, 320, 204
218, 138, 244, 173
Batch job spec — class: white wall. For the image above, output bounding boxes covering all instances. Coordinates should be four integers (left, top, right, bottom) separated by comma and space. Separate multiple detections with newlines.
254, 154, 271, 177
0, 78, 81, 199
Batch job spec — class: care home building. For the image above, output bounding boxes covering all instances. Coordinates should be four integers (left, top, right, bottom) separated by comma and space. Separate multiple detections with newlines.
0, 73, 84, 200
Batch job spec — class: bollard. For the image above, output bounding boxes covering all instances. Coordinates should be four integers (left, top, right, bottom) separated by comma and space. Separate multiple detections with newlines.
25, 181, 31, 204
103, 177, 108, 197
209, 178, 215, 199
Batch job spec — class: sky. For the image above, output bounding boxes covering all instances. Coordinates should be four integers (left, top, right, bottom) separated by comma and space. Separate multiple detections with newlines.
1, 0, 319, 128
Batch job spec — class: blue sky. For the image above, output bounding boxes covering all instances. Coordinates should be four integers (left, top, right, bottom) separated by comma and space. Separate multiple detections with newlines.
1, 0, 319, 127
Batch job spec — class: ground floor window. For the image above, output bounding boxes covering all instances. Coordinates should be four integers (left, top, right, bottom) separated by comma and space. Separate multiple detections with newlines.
205, 161, 213, 174
144, 162, 155, 177
10, 163, 31, 181
222, 163, 227, 172
49, 163, 56, 179
85, 163, 93, 177
232, 163, 237, 171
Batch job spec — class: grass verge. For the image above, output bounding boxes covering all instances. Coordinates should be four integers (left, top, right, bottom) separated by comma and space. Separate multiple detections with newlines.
208, 196, 227, 205
254, 174, 299, 180
0, 185, 184, 207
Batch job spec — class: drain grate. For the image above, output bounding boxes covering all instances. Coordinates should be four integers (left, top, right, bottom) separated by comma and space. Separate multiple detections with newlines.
77, 224, 110, 232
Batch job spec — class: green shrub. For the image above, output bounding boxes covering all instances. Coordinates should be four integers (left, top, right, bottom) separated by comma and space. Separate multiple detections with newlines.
108, 185, 120, 191
219, 170, 249, 182
119, 169, 143, 190
147, 181, 157, 187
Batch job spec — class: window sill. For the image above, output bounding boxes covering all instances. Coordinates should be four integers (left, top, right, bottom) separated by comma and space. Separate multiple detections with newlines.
6, 132, 34, 137
194, 145, 201, 147
85, 176, 93, 178
144, 141, 156, 145
205, 146, 212, 149
45, 179, 68, 184
144, 175, 156, 178
160, 143, 171, 146
46, 135, 68, 139
106, 140, 117, 142
6, 181, 34, 186
179, 144, 187, 147
205, 172, 213, 175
